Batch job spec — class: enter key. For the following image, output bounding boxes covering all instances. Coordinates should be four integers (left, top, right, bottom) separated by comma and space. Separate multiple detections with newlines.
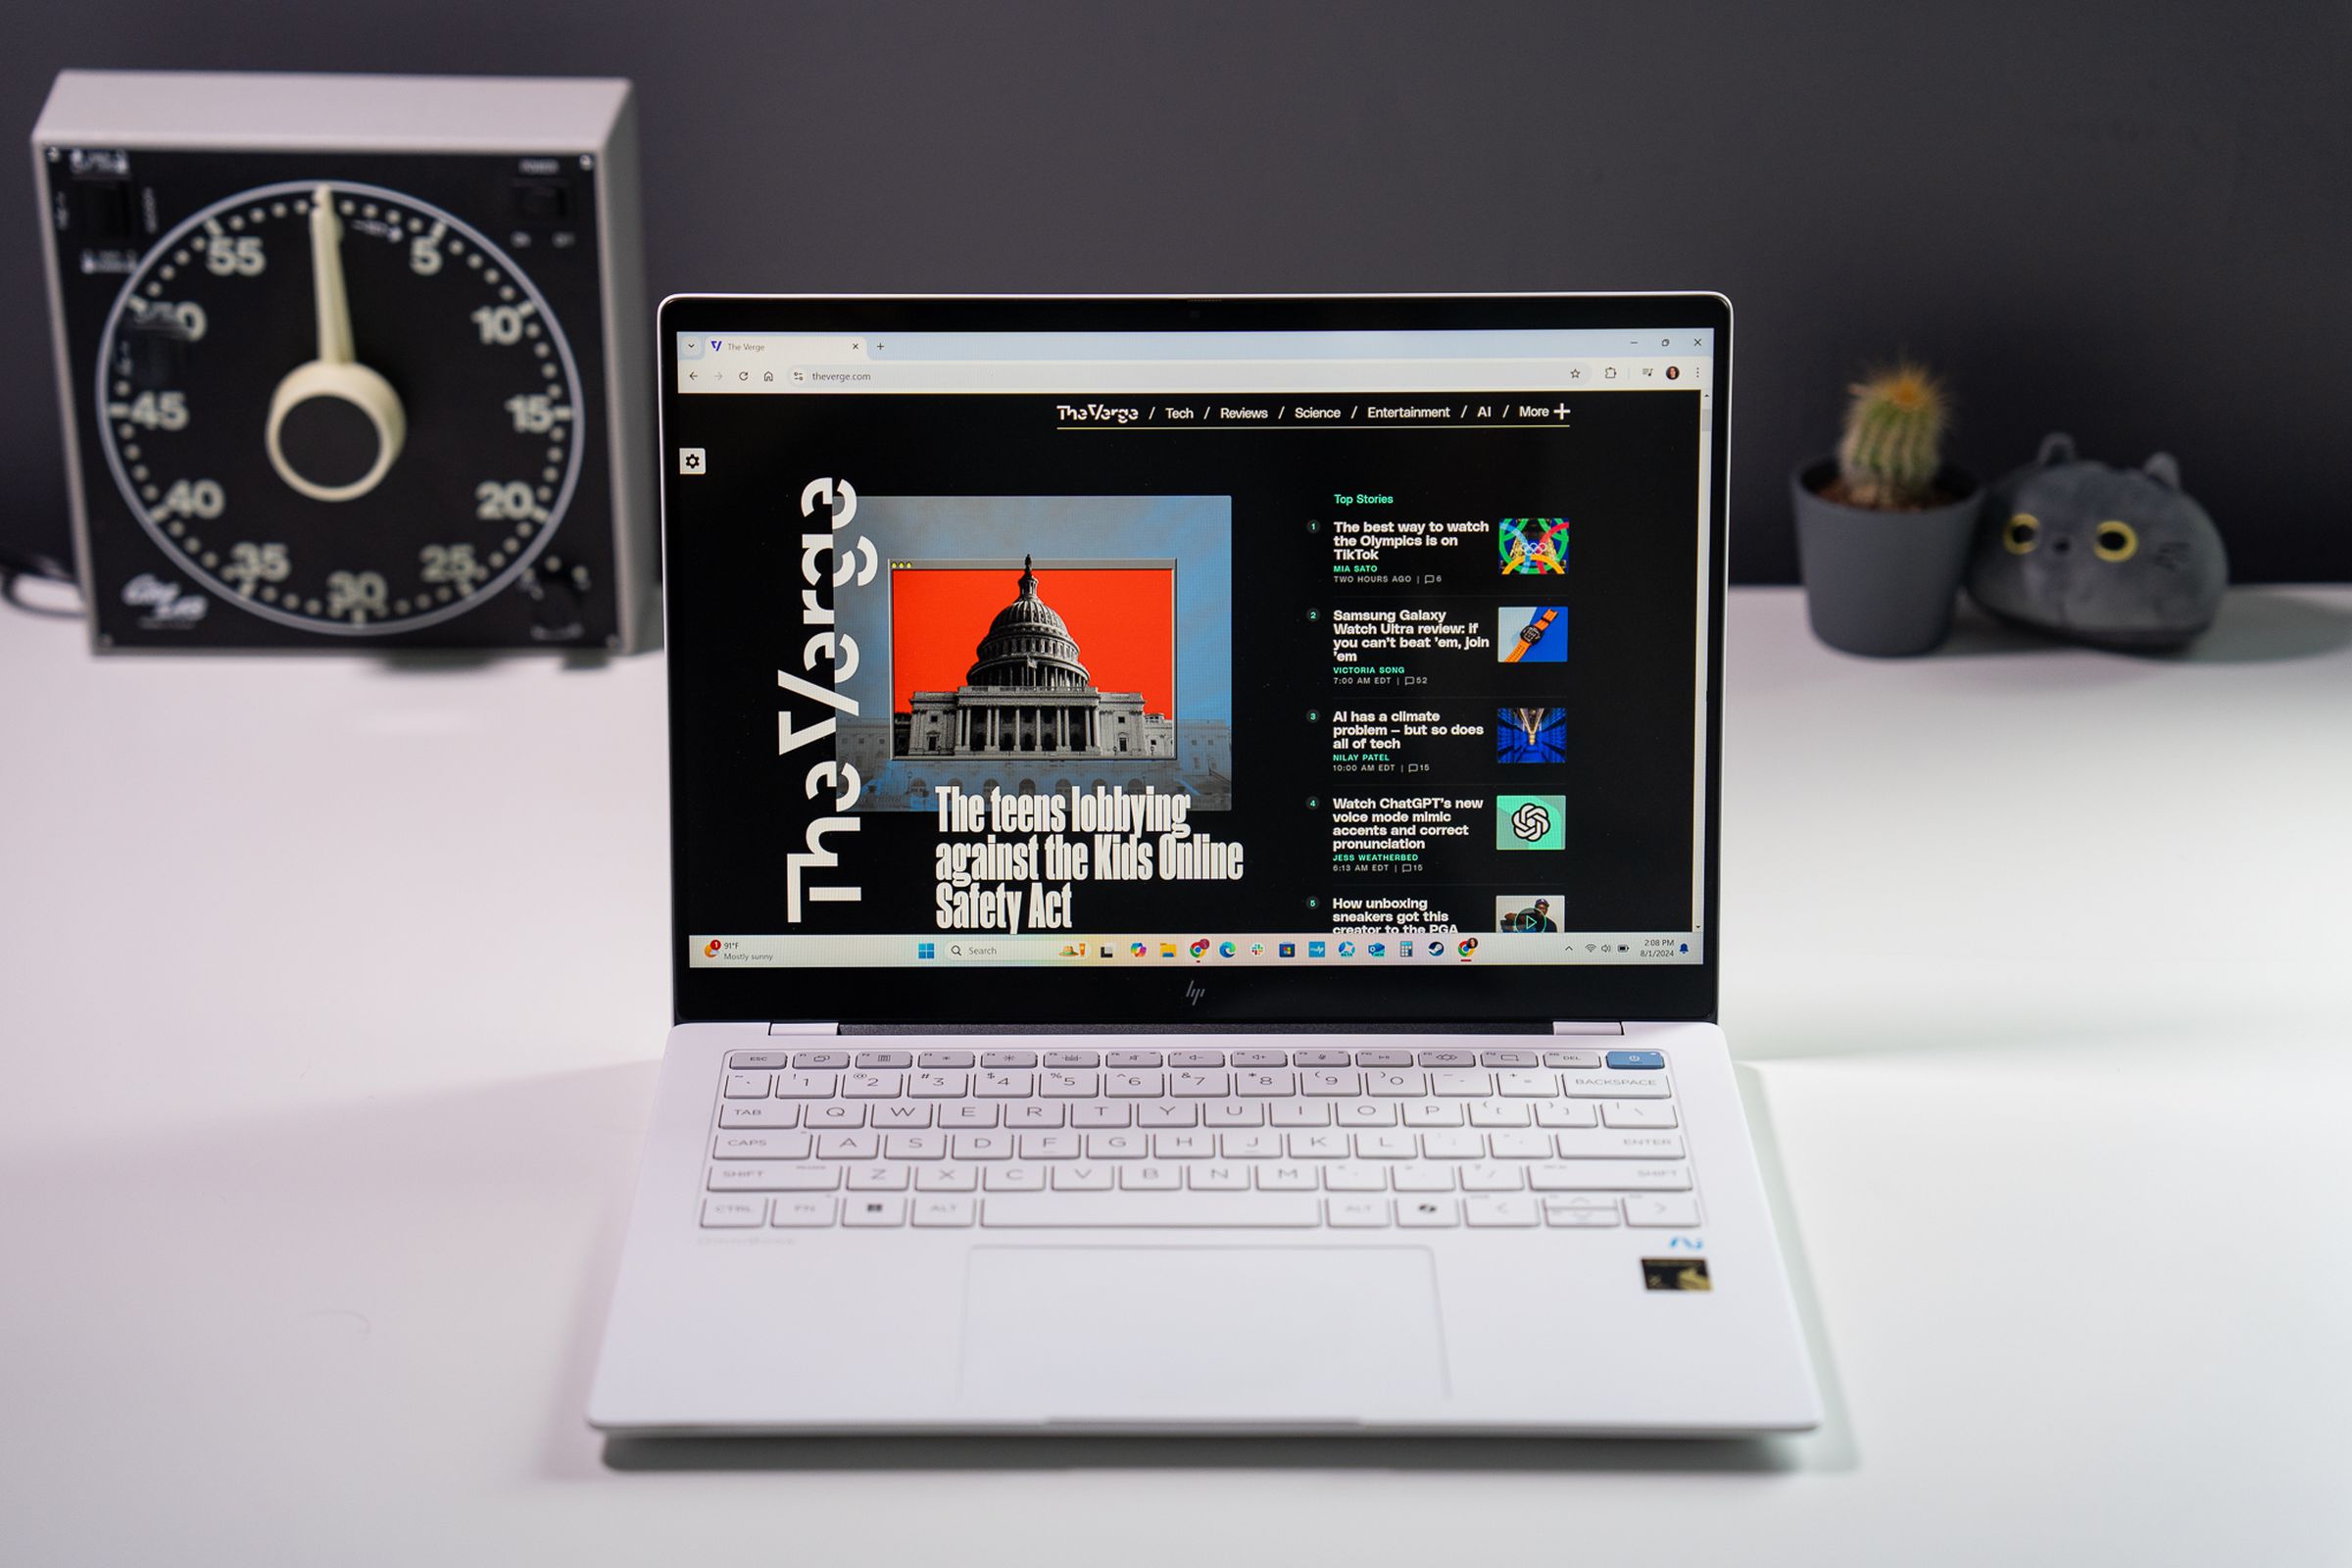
1553, 1129, 1688, 1159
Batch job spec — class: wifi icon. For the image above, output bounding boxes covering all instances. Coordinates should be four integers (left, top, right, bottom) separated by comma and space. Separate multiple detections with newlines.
1584, 943, 1597, 952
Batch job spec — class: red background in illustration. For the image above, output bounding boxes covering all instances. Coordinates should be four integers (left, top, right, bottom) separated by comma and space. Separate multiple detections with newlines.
890, 564, 1175, 715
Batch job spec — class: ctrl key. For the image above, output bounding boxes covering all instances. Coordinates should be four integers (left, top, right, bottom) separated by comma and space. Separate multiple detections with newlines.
701, 1198, 767, 1228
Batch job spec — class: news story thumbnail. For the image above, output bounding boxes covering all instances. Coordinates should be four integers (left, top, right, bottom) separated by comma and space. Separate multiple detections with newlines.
830, 496, 1234, 811
1497, 706, 1567, 763
1496, 894, 1563, 932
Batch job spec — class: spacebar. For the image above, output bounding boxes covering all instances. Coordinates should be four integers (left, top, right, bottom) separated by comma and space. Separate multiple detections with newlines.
981, 1195, 1322, 1227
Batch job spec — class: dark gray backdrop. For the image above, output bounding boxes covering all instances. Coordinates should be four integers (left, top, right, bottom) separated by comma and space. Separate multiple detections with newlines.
7, 1, 2345, 584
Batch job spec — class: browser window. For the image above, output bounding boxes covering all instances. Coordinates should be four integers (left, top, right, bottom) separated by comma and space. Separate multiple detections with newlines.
667, 324, 1714, 970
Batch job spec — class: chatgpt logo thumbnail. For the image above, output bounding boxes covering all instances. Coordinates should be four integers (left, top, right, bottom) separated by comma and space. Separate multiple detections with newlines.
1497, 794, 1566, 851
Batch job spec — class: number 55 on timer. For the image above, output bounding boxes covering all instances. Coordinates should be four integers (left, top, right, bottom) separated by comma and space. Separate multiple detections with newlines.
34, 71, 656, 652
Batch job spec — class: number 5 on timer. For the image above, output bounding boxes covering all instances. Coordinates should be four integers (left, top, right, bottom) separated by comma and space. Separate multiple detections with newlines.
35, 70, 657, 652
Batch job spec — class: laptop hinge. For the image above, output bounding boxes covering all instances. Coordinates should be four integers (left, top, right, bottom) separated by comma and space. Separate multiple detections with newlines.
1551, 1021, 1627, 1035
766, 1021, 841, 1035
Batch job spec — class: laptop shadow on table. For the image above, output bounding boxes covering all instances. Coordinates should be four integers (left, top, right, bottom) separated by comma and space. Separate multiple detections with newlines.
594, 1069, 1854, 1478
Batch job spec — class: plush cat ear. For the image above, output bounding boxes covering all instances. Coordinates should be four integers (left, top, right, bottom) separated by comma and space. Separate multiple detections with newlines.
2143, 453, 2181, 488
2036, 432, 2077, 466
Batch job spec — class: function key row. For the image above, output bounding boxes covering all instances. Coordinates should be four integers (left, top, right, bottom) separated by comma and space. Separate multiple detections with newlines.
729, 1048, 1663, 1072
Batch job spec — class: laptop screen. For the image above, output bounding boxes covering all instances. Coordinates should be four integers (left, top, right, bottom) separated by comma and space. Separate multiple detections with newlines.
661, 297, 1727, 1025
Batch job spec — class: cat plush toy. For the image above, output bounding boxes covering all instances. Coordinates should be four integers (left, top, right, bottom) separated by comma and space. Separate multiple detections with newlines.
1965, 434, 2228, 649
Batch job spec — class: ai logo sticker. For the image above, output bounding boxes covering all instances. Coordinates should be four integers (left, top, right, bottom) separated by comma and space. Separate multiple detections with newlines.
1642, 1257, 1712, 1293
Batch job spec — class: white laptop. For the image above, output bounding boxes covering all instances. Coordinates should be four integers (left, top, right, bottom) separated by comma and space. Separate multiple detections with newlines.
588, 294, 1820, 1435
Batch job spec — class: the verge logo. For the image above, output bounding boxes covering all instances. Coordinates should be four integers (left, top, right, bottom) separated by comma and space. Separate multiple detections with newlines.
1056, 403, 1143, 425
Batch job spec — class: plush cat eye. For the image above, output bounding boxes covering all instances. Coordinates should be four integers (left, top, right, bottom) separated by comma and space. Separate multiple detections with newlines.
2094, 520, 2138, 562
2003, 514, 2039, 554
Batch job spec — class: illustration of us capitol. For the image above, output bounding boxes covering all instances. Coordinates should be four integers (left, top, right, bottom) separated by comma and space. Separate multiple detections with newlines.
838, 556, 1232, 810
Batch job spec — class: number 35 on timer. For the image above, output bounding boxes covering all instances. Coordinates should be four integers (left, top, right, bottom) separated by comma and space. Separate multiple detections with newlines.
35, 70, 657, 652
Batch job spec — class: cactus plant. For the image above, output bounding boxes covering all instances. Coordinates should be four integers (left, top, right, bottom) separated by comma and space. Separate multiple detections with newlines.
1836, 363, 1948, 510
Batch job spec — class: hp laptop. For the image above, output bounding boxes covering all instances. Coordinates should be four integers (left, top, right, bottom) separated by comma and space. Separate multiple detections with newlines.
589, 294, 1821, 1435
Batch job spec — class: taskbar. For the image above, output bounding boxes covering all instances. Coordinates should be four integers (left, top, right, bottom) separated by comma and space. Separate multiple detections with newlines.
689, 931, 1703, 968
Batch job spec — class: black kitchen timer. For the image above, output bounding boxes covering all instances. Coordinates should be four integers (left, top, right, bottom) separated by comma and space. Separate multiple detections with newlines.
33, 71, 656, 652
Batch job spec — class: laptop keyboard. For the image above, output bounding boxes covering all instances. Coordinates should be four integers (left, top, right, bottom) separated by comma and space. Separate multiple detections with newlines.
698, 1047, 1699, 1232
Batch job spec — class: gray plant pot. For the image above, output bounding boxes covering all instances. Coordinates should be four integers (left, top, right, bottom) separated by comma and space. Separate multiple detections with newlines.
1790, 459, 1984, 657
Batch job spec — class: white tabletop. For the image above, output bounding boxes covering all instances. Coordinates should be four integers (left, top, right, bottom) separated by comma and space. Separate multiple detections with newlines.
3, 587, 2347, 1564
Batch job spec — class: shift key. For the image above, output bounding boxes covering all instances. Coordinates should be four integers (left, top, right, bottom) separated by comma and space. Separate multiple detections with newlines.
1528, 1161, 1691, 1191
709, 1163, 841, 1191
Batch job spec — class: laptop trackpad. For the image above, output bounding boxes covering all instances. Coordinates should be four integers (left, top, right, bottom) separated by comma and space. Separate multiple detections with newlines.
960, 1247, 1446, 1419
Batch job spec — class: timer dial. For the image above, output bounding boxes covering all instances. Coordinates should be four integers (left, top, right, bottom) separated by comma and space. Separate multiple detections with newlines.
94, 178, 586, 633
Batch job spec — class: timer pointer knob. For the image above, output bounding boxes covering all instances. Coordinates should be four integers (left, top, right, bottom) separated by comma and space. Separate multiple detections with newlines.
265, 185, 408, 503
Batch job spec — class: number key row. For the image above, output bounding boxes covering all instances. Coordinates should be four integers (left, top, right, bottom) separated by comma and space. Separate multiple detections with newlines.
723, 1067, 1671, 1102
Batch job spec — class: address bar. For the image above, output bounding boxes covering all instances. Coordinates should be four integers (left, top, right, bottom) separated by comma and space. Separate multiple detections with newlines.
684, 357, 1707, 394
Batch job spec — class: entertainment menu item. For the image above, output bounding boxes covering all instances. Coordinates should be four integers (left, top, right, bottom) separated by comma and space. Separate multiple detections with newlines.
667, 326, 1715, 969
